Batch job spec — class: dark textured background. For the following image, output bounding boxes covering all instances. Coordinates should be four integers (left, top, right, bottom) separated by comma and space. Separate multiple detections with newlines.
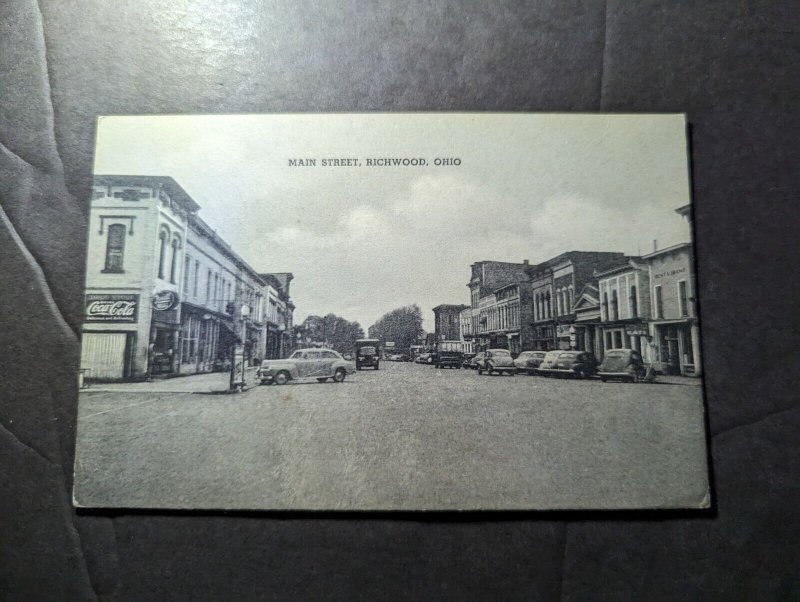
1, 1, 798, 598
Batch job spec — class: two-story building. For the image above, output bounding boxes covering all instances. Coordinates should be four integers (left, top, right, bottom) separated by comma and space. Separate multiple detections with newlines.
81, 175, 198, 380
458, 306, 475, 354
596, 257, 652, 360
81, 175, 291, 381
643, 242, 701, 376
260, 272, 295, 359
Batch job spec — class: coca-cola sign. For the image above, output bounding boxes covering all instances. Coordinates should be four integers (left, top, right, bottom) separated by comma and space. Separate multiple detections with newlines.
152, 290, 179, 311
85, 294, 139, 323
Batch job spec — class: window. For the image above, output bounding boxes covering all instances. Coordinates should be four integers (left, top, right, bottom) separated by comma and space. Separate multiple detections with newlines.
602, 292, 609, 321
654, 285, 664, 319
169, 236, 181, 284
629, 285, 638, 318
678, 280, 689, 316
157, 229, 168, 279
611, 289, 619, 320
206, 269, 212, 303
104, 224, 126, 272
183, 255, 191, 291
213, 274, 219, 308
193, 261, 199, 298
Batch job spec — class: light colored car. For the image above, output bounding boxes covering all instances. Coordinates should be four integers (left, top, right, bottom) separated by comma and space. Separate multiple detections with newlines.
536, 350, 598, 379
257, 348, 355, 385
513, 350, 547, 375
476, 348, 516, 375
536, 350, 563, 376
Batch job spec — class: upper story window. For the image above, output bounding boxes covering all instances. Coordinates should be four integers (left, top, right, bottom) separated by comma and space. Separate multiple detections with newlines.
183, 255, 191, 291
602, 292, 609, 320
157, 227, 169, 280
654, 285, 664, 319
103, 224, 126, 273
630, 285, 638, 318
611, 289, 619, 320
169, 236, 181, 284
678, 280, 689, 316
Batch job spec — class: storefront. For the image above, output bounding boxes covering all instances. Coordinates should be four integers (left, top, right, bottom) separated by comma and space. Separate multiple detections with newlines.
555, 324, 573, 350
149, 291, 181, 376
599, 321, 649, 356
178, 302, 233, 375
651, 319, 700, 376
531, 324, 555, 351
80, 293, 141, 380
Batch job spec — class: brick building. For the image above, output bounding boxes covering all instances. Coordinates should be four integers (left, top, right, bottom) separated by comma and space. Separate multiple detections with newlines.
432, 304, 469, 342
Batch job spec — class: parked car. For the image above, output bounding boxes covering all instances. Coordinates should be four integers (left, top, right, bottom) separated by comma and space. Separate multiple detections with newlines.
536, 350, 564, 376
536, 350, 598, 379
597, 349, 648, 383
388, 353, 408, 362
461, 352, 476, 369
476, 349, 516, 375
257, 348, 355, 385
513, 350, 547, 375
415, 353, 431, 364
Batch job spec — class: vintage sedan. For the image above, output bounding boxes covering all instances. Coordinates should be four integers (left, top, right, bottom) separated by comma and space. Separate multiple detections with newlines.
476, 349, 516, 375
257, 348, 355, 385
513, 350, 547, 375
536, 350, 564, 376
597, 349, 649, 383
537, 350, 598, 379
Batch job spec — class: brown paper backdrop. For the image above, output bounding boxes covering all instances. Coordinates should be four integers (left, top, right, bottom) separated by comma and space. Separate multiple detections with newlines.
1, 1, 797, 598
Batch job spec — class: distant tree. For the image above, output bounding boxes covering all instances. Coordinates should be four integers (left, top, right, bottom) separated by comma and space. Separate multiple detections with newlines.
369, 304, 425, 353
299, 314, 364, 353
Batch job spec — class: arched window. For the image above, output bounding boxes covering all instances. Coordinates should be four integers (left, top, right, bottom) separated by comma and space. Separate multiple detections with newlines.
104, 224, 126, 272
157, 227, 169, 280
169, 235, 181, 284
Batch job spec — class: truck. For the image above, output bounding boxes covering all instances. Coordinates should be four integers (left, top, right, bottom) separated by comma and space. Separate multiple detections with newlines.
435, 340, 464, 369
354, 338, 381, 370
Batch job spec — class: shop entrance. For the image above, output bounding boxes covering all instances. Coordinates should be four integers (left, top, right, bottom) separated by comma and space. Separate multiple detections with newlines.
659, 326, 681, 375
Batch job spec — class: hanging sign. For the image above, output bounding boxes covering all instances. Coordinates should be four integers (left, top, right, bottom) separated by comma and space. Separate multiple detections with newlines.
152, 290, 179, 311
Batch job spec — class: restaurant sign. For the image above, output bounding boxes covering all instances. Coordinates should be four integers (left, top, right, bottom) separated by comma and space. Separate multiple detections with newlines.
85, 294, 139, 323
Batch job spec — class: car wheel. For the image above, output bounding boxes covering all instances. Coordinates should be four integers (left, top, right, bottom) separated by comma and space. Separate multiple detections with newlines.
486, 363, 494, 375
477, 367, 483, 375
375, 364, 379, 370
274, 371, 290, 385
333, 368, 346, 383
260, 379, 270, 386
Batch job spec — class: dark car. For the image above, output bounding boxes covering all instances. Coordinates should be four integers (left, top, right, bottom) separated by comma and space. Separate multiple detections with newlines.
354, 338, 380, 370
537, 350, 598, 379
513, 350, 547, 375
461, 353, 476, 369
597, 349, 648, 383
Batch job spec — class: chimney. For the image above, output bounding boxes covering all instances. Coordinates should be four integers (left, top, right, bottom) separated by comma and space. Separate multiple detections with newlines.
653, 239, 658, 252
523, 259, 529, 265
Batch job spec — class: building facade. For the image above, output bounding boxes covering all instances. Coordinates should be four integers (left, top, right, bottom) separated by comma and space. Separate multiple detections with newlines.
260, 272, 295, 359
467, 260, 531, 351
458, 307, 475, 354
526, 251, 628, 351
80, 175, 293, 381
596, 258, 652, 360
432, 304, 469, 342
643, 242, 701, 376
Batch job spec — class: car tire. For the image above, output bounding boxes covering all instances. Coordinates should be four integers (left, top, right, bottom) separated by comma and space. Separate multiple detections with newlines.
375, 364, 379, 370
477, 367, 483, 375
274, 371, 290, 385
260, 379, 270, 386
333, 368, 346, 383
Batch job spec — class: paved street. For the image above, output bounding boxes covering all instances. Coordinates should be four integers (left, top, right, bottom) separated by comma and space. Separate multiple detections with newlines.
74, 361, 708, 510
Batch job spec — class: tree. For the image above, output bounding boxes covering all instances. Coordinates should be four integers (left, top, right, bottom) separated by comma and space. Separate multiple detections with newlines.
369, 304, 425, 354
299, 314, 364, 353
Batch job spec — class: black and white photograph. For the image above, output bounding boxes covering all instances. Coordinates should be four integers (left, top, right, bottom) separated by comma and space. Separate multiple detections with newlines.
74, 113, 709, 510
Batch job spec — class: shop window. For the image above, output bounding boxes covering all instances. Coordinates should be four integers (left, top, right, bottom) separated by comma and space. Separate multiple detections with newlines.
630, 285, 638, 318
678, 280, 689, 316
103, 224, 126, 272
614, 330, 623, 349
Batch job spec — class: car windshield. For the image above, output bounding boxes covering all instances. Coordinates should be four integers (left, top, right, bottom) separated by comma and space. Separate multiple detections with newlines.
290, 351, 305, 359
490, 349, 510, 355
560, 352, 578, 359
601, 351, 631, 371
359, 346, 376, 355
517, 352, 534, 358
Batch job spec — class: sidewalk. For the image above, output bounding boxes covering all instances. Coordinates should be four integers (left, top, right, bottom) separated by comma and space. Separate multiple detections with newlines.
82, 367, 261, 394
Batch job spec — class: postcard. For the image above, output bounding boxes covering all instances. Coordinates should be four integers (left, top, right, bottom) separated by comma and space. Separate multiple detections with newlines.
74, 113, 709, 510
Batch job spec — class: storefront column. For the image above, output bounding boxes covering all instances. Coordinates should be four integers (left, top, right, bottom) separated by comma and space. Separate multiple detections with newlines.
691, 323, 702, 377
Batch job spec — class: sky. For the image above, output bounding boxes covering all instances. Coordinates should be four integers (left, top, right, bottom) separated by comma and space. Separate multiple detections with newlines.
94, 113, 693, 331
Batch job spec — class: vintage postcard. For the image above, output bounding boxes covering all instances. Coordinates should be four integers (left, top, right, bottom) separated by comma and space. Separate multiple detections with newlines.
74, 113, 709, 510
